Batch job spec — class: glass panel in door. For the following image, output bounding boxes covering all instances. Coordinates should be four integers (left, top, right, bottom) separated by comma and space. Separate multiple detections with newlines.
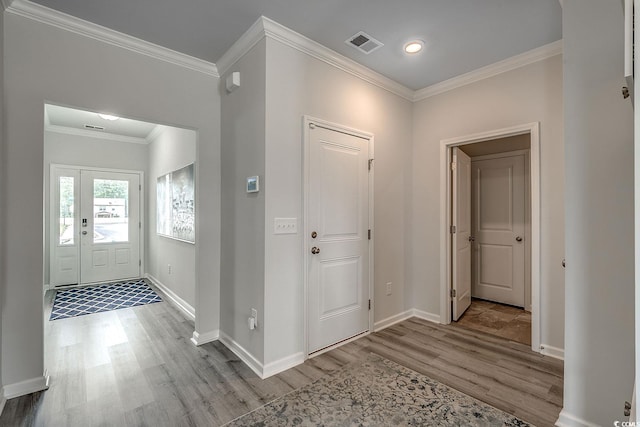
92, 179, 129, 243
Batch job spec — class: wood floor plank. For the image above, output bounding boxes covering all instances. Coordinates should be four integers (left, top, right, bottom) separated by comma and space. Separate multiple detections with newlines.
0, 293, 563, 427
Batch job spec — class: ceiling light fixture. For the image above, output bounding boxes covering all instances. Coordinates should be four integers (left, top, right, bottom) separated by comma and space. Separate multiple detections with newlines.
404, 40, 424, 54
98, 113, 120, 121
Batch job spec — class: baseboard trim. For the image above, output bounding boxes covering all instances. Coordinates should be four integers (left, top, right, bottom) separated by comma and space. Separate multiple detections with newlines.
146, 274, 195, 321
0, 389, 6, 417
374, 309, 441, 333
412, 309, 441, 324
218, 331, 264, 378
540, 343, 565, 360
190, 330, 219, 346
4, 372, 50, 399
374, 310, 414, 332
555, 409, 600, 427
263, 352, 305, 378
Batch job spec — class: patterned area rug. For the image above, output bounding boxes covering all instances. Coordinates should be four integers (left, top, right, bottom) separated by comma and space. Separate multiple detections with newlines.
50, 279, 162, 320
226, 354, 532, 427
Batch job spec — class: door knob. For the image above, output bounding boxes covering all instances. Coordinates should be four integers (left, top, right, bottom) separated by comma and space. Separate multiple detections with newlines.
468, 235, 475, 242
515, 236, 523, 242
82, 231, 88, 235
311, 247, 320, 254
311, 231, 317, 239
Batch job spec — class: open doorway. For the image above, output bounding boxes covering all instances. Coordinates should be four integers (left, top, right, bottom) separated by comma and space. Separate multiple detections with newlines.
440, 123, 541, 352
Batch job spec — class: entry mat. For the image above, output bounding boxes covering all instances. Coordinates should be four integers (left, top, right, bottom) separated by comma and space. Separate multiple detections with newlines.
50, 279, 162, 320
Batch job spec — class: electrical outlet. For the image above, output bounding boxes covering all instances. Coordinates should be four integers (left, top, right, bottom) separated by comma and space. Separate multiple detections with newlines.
251, 308, 258, 328
168, 264, 172, 274
386, 282, 392, 296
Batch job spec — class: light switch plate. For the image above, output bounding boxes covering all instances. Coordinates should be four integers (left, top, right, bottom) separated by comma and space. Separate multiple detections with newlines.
274, 218, 297, 234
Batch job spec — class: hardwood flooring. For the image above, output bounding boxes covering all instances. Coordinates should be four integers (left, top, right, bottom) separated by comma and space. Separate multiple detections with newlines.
455, 298, 532, 345
0, 290, 563, 426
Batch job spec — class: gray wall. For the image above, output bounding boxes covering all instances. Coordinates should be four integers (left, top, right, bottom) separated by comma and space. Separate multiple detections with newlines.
561, 1, 635, 425
147, 126, 197, 309
220, 40, 267, 362
2, 12, 220, 388
410, 55, 565, 352
263, 37, 413, 364
0, 5, 5, 396
43, 130, 150, 286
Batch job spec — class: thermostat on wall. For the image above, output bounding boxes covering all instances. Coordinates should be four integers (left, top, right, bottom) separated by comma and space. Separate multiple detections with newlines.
247, 176, 259, 193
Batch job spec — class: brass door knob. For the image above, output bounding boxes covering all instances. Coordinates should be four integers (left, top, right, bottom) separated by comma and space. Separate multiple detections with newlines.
311, 247, 320, 254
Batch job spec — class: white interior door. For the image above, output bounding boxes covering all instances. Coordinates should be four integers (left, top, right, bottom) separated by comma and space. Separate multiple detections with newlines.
471, 154, 525, 307
80, 170, 141, 284
307, 124, 370, 354
452, 147, 472, 321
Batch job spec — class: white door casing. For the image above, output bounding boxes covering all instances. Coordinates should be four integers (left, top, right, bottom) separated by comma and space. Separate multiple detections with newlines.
471, 154, 526, 307
50, 165, 142, 286
452, 148, 472, 320
305, 119, 372, 355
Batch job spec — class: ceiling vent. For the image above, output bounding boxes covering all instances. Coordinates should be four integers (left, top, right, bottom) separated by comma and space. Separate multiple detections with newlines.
345, 31, 384, 54
84, 124, 105, 130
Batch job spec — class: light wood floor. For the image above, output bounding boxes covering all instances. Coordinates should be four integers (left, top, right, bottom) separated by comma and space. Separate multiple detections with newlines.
0, 290, 563, 426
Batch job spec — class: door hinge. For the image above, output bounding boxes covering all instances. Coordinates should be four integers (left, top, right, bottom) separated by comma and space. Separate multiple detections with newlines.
450, 225, 456, 234
368, 229, 371, 240
450, 162, 457, 171
368, 299, 371, 310
139, 260, 141, 267
450, 288, 456, 298
139, 184, 141, 191
368, 159, 374, 171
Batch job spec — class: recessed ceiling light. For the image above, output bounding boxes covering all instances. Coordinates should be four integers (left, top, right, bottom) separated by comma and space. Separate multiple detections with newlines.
98, 113, 120, 121
404, 40, 424, 54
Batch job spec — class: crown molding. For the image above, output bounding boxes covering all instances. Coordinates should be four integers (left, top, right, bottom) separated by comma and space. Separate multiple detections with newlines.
1, 0, 14, 11
217, 16, 415, 101
6, 0, 219, 77
215, 16, 267, 77
45, 124, 149, 145
413, 40, 563, 102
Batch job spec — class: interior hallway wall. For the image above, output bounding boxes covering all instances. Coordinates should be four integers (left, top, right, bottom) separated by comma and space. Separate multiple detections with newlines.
43, 131, 150, 286
410, 54, 565, 352
2, 12, 220, 391
147, 125, 197, 309
560, 1, 635, 425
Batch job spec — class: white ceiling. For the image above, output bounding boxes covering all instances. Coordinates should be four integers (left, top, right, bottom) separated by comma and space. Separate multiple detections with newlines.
45, 104, 157, 140
27, 0, 562, 90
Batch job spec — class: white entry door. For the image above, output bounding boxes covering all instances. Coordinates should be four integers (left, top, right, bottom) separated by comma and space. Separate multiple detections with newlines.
50, 167, 141, 286
307, 123, 370, 354
451, 147, 472, 321
471, 154, 525, 307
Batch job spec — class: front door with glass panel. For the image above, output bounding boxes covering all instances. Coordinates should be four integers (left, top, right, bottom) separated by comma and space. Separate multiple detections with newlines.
51, 166, 141, 286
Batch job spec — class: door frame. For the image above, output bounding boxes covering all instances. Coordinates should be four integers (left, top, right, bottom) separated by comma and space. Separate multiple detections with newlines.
49, 163, 145, 288
302, 115, 374, 358
439, 122, 541, 352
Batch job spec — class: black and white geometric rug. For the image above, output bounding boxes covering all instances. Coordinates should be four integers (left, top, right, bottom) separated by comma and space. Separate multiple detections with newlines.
50, 279, 162, 320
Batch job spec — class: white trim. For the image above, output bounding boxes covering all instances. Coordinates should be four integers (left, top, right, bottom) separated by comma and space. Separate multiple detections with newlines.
0, 391, 6, 417
302, 116, 375, 357
146, 274, 195, 321
218, 331, 264, 378
540, 344, 565, 360
374, 309, 441, 332
412, 309, 441, 324
439, 123, 542, 353
555, 409, 600, 427
217, 16, 414, 101
0, 0, 12, 11
145, 125, 165, 143
3, 372, 49, 399
190, 329, 219, 346
374, 310, 414, 332
215, 16, 267, 77
414, 40, 563, 101
262, 352, 305, 378
45, 123, 149, 145
6, 0, 218, 77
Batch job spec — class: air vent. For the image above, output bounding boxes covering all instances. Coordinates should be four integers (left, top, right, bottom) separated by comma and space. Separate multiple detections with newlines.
84, 124, 105, 130
346, 31, 384, 54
